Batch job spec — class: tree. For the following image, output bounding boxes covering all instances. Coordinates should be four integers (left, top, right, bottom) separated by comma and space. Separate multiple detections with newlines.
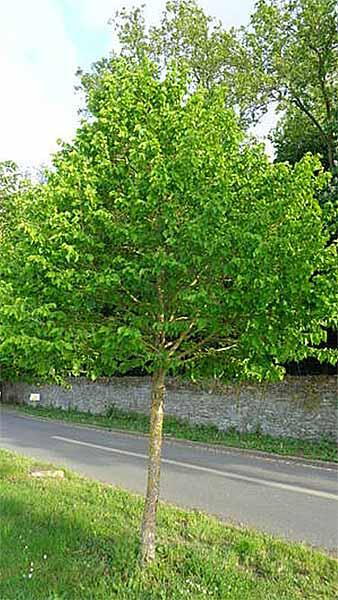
0, 60, 336, 563
241, 0, 338, 170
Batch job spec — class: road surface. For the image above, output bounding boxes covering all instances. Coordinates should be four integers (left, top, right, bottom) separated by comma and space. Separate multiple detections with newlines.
1, 407, 337, 551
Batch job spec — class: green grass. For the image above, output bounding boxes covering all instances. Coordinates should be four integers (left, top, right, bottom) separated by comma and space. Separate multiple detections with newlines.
12, 403, 338, 463
0, 449, 337, 599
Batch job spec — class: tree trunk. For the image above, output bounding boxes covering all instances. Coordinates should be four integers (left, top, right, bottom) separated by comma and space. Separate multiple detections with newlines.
140, 368, 165, 565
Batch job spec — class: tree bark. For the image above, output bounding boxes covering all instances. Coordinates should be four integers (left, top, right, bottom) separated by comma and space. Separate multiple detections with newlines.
140, 367, 165, 565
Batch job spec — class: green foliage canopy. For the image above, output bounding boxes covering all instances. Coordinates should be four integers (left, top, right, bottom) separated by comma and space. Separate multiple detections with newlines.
0, 61, 336, 383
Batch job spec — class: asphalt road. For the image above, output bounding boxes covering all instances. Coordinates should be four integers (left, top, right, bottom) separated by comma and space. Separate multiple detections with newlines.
1, 407, 337, 551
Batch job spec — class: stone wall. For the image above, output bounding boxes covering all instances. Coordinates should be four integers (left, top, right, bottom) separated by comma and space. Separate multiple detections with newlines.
2, 376, 337, 441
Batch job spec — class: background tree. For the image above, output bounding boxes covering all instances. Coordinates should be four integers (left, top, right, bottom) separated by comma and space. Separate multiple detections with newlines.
237, 0, 338, 170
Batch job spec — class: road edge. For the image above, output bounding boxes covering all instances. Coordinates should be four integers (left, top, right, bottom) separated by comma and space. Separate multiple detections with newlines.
1, 404, 337, 470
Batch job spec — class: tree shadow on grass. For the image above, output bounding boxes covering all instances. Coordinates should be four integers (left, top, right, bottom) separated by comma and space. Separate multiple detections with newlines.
1, 477, 337, 600
0, 492, 149, 600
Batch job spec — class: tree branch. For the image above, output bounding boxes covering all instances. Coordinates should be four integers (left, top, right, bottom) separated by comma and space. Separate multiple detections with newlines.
290, 91, 327, 145
167, 320, 196, 356
176, 332, 218, 360
120, 285, 142, 305
156, 277, 165, 348
180, 343, 237, 365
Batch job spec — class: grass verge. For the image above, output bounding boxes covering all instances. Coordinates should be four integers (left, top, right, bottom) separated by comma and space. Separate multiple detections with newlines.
0, 448, 337, 599
11, 403, 338, 463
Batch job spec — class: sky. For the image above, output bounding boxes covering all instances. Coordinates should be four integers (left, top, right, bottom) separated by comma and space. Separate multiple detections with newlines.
0, 0, 275, 167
